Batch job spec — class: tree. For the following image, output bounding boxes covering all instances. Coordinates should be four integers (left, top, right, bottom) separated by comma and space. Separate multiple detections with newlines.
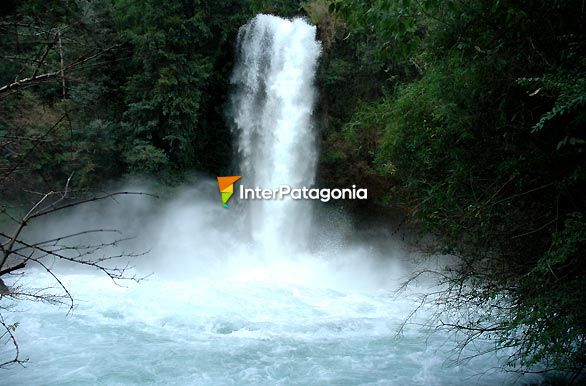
113, 0, 252, 176
0, 0, 152, 368
321, 0, 586, 378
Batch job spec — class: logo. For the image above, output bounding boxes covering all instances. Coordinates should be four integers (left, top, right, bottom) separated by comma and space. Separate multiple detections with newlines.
217, 176, 368, 208
217, 176, 241, 208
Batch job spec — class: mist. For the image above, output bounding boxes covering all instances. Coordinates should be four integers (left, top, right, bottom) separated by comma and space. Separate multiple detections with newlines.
1, 14, 546, 386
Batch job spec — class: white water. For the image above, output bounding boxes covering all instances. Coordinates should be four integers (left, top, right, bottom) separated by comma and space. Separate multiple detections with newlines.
2, 15, 545, 386
230, 14, 321, 253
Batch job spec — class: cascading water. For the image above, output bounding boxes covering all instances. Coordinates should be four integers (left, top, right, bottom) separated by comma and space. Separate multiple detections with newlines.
1, 15, 545, 386
230, 15, 321, 253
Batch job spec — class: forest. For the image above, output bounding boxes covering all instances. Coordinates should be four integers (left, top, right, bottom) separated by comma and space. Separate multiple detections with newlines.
1, 0, 585, 383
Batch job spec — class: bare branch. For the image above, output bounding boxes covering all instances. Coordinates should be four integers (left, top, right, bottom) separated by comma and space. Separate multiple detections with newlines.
0, 314, 26, 368
0, 261, 26, 277
0, 44, 122, 99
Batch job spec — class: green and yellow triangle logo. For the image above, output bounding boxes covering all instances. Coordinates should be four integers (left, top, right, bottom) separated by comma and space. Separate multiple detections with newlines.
217, 176, 241, 208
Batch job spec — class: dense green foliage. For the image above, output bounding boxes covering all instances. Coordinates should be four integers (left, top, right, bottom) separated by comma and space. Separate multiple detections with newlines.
113, 0, 248, 175
318, 0, 586, 377
1, 0, 257, 196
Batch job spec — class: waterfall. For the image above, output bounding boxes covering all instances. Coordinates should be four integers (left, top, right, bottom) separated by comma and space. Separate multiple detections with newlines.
230, 14, 322, 253
2, 14, 537, 384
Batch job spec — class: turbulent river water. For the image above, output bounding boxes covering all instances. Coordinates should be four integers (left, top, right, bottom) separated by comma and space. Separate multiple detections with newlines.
3, 15, 545, 385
